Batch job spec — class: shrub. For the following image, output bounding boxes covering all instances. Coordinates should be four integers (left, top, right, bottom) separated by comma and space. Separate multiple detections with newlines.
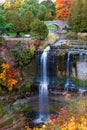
13, 46, 35, 68
22, 83, 30, 93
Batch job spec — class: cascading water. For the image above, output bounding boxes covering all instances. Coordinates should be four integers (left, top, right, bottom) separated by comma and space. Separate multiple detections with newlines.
66, 52, 70, 77
64, 50, 87, 93
64, 52, 71, 91
35, 46, 50, 123
78, 52, 87, 93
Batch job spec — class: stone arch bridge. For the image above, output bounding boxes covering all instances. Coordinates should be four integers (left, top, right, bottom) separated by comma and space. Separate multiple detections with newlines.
44, 20, 70, 33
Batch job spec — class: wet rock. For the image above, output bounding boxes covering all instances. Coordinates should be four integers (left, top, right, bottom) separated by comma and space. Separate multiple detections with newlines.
77, 62, 87, 80
79, 89, 87, 96
13, 99, 29, 107
68, 87, 78, 93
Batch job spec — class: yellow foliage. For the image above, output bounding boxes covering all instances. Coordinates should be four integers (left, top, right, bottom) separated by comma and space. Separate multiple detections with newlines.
1, 63, 10, 69
0, 63, 19, 90
14, 0, 21, 8
4, 2, 11, 9
4, 0, 21, 9
25, 97, 87, 130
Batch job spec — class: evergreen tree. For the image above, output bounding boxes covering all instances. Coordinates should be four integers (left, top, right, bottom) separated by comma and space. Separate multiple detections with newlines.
24, 11, 34, 32
20, 0, 39, 17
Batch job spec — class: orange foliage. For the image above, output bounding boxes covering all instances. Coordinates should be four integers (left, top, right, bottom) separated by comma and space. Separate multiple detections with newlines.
55, 0, 73, 20
0, 63, 19, 90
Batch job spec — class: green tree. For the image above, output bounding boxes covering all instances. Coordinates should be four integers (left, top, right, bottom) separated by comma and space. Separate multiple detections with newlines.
20, 0, 39, 17
6, 10, 15, 23
80, 1, 87, 32
0, 11, 12, 35
24, 11, 34, 32
6, 10, 24, 36
38, 5, 46, 21
31, 19, 48, 40
40, 0, 56, 20
13, 14, 24, 36
68, 0, 87, 32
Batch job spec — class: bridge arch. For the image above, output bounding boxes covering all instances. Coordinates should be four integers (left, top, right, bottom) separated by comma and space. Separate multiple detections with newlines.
44, 20, 70, 33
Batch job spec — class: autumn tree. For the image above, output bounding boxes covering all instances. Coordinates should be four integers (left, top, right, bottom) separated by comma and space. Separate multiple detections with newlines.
14, 0, 21, 8
0, 63, 19, 90
4, 0, 22, 9
4, 1, 11, 9
55, 0, 73, 20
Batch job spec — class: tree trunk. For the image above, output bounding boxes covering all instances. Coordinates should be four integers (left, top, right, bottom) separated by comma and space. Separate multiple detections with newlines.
16, 32, 21, 37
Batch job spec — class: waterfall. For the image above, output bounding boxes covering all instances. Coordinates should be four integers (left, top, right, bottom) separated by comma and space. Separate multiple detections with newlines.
64, 52, 71, 91
66, 52, 71, 77
35, 46, 50, 123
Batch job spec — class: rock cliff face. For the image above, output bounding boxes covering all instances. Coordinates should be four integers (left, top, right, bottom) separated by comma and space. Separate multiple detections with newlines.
0, 40, 36, 86
1, 39, 87, 87
76, 62, 87, 80
0, 41, 15, 65
56, 51, 66, 77
57, 54, 87, 81
51, 40, 87, 81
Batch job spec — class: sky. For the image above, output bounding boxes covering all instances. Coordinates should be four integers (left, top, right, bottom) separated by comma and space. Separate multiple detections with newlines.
0, 0, 56, 3
39, 0, 56, 3
0, 0, 56, 4
0, 0, 6, 4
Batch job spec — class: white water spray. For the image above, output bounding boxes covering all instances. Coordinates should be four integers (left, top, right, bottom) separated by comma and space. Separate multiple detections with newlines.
64, 52, 71, 91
